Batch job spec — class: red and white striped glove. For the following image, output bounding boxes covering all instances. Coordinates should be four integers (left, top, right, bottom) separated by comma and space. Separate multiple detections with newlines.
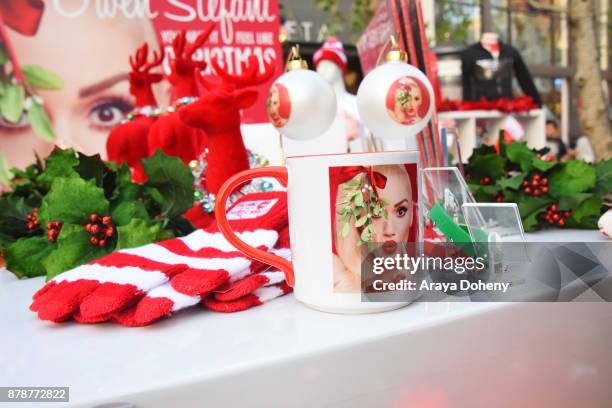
112, 227, 292, 326
30, 192, 288, 323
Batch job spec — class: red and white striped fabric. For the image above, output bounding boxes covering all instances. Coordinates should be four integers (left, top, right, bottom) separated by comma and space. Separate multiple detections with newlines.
30, 192, 289, 324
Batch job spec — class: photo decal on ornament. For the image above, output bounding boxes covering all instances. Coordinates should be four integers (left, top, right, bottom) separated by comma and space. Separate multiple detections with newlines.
266, 83, 291, 128
329, 163, 419, 293
385, 76, 430, 125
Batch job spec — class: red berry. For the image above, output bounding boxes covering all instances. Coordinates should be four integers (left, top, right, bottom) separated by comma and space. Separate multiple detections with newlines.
524, 187, 532, 194
546, 156, 554, 162
553, 214, 560, 221
551, 204, 557, 212
534, 174, 541, 180
46, 222, 53, 229
542, 186, 549, 193
549, 219, 555, 225
558, 219, 565, 226
105, 227, 114, 237
523, 180, 529, 187
90, 224, 100, 235
102, 216, 112, 225
98, 239, 106, 247
541, 178, 548, 185
90, 214, 99, 223
90, 236, 99, 245
564, 211, 571, 218
533, 189, 542, 196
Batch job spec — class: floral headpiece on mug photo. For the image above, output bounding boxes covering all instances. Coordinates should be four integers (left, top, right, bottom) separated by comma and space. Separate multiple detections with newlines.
334, 166, 390, 245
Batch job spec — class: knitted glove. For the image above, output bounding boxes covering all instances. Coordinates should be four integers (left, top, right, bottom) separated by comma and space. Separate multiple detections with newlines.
30, 192, 287, 323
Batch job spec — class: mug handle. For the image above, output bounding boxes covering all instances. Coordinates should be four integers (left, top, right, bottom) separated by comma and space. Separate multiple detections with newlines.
214, 167, 295, 287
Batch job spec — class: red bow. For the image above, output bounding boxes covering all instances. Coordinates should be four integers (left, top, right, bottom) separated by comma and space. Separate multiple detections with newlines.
0, 0, 45, 36
333, 166, 387, 203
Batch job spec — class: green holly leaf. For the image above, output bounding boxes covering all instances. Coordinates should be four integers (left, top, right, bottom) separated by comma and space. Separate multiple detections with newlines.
0, 84, 24, 123
548, 160, 596, 198
4, 236, 54, 278
557, 193, 593, 211
111, 201, 149, 226
27, 98, 55, 142
36, 148, 79, 188
532, 158, 557, 172
518, 195, 552, 218
522, 207, 547, 232
22, 65, 64, 90
593, 159, 612, 196
465, 153, 505, 181
506, 142, 535, 172
42, 223, 112, 280
116, 218, 163, 250
0, 195, 34, 246
38, 178, 109, 225
571, 196, 602, 227
142, 150, 194, 217
496, 173, 526, 190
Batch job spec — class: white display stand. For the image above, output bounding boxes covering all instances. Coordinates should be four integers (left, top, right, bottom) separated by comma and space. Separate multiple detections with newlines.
438, 109, 546, 161
0, 230, 609, 408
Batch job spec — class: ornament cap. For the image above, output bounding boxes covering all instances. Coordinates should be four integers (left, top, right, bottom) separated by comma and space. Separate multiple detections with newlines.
285, 45, 308, 71
386, 35, 408, 63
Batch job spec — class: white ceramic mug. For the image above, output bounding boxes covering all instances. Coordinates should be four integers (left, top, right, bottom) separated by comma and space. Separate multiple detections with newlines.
215, 151, 422, 314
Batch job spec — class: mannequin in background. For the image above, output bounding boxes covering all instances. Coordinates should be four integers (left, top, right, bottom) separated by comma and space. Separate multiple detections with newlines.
314, 37, 367, 152
461, 32, 542, 105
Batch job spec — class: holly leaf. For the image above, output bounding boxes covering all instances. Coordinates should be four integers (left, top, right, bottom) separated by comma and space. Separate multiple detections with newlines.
571, 196, 602, 226
532, 158, 557, 172
38, 178, 109, 225
497, 173, 526, 190
0, 195, 34, 246
522, 207, 547, 232
465, 153, 505, 181
4, 236, 54, 278
36, 148, 79, 188
0, 84, 24, 123
517, 195, 552, 218
594, 159, 612, 196
111, 201, 149, 226
548, 160, 596, 198
557, 193, 593, 211
22, 65, 64, 90
506, 142, 535, 172
42, 223, 112, 280
27, 99, 55, 142
116, 218, 163, 250
142, 151, 194, 217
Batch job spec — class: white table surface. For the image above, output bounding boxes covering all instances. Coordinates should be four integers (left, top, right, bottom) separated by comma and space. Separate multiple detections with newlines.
1, 230, 611, 408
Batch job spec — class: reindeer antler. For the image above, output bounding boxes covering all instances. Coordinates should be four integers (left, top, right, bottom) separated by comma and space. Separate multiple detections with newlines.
129, 43, 163, 73
210, 55, 276, 89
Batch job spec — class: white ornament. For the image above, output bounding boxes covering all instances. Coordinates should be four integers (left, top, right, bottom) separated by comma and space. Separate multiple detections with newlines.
356, 51, 434, 143
597, 209, 612, 239
266, 51, 336, 141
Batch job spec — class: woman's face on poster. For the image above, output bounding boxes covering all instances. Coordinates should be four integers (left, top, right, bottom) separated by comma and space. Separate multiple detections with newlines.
396, 80, 422, 123
370, 166, 413, 246
1, 6, 159, 169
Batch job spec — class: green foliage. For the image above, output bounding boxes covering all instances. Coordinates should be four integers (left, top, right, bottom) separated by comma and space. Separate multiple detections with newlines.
0, 84, 24, 123
464, 141, 609, 232
21, 65, 64, 90
1, 148, 195, 280
27, 99, 55, 141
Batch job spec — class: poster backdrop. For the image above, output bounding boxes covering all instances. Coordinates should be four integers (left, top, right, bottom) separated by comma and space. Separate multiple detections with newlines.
149, 0, 282, 123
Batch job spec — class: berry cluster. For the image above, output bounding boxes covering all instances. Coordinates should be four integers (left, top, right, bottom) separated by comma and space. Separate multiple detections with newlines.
522, 174, 549, 196
46, 221, 63, 243
495, 192, 504, 203
85, 214, 114, 247
26, 208, 40, 230
543, 204, 571, 227
479, 177, 492, 186
536, 153, 555, 162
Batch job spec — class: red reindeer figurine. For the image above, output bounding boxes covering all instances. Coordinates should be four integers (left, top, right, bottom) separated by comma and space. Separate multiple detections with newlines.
179, 55, 275, 227
147, 28, 214, 164
106, 44, 163, 182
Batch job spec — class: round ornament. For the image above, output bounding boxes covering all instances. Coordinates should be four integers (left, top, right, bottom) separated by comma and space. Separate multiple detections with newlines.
356, 45, 434, 140
266, 46, 336, 141
598, 209, 612, 239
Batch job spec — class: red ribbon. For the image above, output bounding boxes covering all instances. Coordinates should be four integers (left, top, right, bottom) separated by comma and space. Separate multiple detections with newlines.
0, 0, 45, 36
331, 165, 387, 203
